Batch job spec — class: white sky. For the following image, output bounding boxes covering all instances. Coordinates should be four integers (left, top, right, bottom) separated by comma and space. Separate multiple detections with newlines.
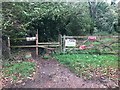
2, 0, 120, 3
91, 0, 120, 3
106, 0, 120, 4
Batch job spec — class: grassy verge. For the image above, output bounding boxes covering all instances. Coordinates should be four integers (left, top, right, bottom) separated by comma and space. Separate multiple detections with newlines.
54, 54, 118, 81
2, 61, 36, 86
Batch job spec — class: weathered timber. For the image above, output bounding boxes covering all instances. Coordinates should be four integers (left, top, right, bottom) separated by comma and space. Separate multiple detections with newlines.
36, 31, 38, 58
62, 36, 118, 39
8, 37, 11, 57
11, 45, 60, 48
10, 38, 26, 40
38, 42, 60, 45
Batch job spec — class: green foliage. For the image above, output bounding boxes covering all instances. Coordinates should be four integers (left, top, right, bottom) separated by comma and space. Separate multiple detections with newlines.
95, 2, 118, 34
2, 2, 118, 43
54, 54, 118, 80
2, 61, 36, 81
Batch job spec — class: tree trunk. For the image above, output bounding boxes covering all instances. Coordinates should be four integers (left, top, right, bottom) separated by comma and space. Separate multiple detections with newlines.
88, 0, 97, 35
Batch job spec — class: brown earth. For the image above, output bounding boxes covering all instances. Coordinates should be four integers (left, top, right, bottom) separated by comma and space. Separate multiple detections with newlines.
3, 58, 119, 88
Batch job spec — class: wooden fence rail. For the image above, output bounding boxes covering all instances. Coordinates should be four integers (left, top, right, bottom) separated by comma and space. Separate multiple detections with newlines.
38, 42, 60, 45
64, 35, 118, 39
8, 34, 119, 57
62, 35, 119, 54
8, 34, 63, 58
11, 45, 60, 48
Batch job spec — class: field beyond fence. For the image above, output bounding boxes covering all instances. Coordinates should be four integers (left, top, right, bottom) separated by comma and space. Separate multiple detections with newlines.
61, 35, 119, 54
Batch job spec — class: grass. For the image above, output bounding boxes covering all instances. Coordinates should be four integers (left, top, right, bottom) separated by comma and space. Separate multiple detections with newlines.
2, 61, 36, 82
54, 54, 118, 81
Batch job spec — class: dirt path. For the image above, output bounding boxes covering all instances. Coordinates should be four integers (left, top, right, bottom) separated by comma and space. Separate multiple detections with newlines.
8, 58, 117, 88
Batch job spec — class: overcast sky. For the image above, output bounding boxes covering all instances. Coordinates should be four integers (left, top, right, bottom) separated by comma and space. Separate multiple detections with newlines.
106, 0, 120, 3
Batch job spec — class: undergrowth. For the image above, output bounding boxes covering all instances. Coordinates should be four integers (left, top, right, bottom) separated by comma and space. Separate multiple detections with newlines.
2, 61, 36, 85
54, 54, 118, 82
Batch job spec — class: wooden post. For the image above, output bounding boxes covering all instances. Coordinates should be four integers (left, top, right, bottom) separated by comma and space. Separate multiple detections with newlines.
63, 35, 66, 52
8, 37, 11, 57
36, 30, 38, 59
58, 34, 62, 52
60, 34, 62, 52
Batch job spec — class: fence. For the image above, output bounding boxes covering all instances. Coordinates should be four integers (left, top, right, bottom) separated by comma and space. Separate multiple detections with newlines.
8, 33, 62, 58
8, 32, 38, 58
7, 34, 119, 58
61, 35, 119, 54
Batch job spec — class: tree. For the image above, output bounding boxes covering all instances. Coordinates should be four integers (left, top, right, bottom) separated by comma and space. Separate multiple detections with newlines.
2, 1, 118, 44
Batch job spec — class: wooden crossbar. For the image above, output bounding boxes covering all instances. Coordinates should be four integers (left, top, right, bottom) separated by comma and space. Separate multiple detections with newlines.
11, 45, 60, 48
11, 45, 38, 48
10, 38, 26, 40
38, 42, 60, 45
62, 36, 118, 39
